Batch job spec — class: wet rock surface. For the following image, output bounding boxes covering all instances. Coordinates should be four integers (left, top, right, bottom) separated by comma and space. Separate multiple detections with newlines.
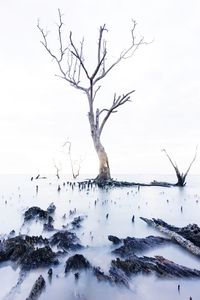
24, 207, 49, 222
110, 235, 170, 257
65, 254, 91, 273
70, 216, 86, 230
21, 246, 59, 270
108, 235, 122, 245
26, 275, 45, 300
50, 230, 82, 252
0, 228, 83, 270
65, 254, 129, 287
47, 202, 56, 214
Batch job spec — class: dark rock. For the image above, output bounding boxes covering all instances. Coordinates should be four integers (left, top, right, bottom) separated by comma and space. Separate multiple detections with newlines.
24, 207, 48, 222
93, 267, 111, 282
112, 236, 170, 257
0, 233, 62, 270
93, 266, 129, 287
70, 216, 85, 229
65, 254, 91, 273
0, 236, 34, 263
43, 216, 54, 231
109, 265, 129, 287
21, 246, 59, 270
25, 235, 49, 245
65, 254, 129, 287
26, 275, 45, 300
43, 223, 54, 231
74, 272, 80, 280
111, 255, 200, 278
108, 235, 122, 245
47, 202, 56, 214
9, 230, 15, 237
50, 230, 82, 251
48, 268, 53, 276
20, 246, 59, 270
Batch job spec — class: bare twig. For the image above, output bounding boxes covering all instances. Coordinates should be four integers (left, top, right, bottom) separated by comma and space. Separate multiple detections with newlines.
98, 90, 135, 135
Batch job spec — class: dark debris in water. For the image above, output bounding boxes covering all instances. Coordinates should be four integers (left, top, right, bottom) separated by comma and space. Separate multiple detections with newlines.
26, 275, 46, 300
110, 235, 170, 257
111, 255, 200, 278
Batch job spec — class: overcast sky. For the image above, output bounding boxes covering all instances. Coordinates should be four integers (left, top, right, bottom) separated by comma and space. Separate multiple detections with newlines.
0, 0, 200, 176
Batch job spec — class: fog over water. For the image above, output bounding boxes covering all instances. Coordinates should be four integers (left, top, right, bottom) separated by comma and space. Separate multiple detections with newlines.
1, 174, 200, 299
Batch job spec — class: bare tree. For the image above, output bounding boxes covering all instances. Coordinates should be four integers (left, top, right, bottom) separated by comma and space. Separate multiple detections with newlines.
38, 10, 146, 183
162, 147, 198, 186
53, 159, 62, 179
63, 140, 83, 180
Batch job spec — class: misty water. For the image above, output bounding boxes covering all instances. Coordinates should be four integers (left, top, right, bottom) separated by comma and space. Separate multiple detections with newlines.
1, 174, 200, 300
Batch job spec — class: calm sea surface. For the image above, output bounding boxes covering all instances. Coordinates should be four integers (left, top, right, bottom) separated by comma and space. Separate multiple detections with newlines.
0, 174, 200, 300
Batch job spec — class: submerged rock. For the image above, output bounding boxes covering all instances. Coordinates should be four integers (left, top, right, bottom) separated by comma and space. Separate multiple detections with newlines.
70, 216, 86, 229
0, 235, 57, 270
43, 216, 54, 231
24, 207, 48, 222
47, 202, 56, 214
0, 235, 33, 263
26, 275, 45, 300
50, 230, 82, 252
65, 254, 91, 273
65, 254, 129, 287
108, 235, 122, 245
21, 246, 59, 270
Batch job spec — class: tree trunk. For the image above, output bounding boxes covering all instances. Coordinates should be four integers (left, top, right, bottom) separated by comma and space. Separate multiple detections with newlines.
93, 139, 111, 182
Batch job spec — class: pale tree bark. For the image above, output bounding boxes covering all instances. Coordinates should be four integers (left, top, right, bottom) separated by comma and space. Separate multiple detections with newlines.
53, 159, 62, 179
141, 217, 200, 257
37, 10, 146, 183
162, 146, 198, 186
63, 140, 83, 180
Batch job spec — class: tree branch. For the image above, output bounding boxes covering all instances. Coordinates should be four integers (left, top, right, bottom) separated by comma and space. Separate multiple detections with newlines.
99, 90, 135, 135
183, 145, 198, 179
69, 32, 90, 80
93, 21, 146, 85
37, 13, 88, 92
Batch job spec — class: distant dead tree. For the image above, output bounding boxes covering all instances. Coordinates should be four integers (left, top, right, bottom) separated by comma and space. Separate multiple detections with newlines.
63, 140, 83, 180
53, 159, 62, 179
38, 10, 146, 183
162, 147, 198, 186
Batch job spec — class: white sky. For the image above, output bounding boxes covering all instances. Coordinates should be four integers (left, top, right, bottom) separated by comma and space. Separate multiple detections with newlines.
0, 0, 200, 176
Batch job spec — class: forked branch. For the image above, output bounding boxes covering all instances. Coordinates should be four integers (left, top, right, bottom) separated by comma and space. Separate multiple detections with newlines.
38, 11, 146, 98
162, 146, 198, 186
98, 90, 135, 135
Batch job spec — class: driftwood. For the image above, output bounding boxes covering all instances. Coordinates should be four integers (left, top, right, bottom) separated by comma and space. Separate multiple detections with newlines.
141, 217, 200, 257
111, 255, 200, 278
146, 219, 200, 247
109, 235, 170, 257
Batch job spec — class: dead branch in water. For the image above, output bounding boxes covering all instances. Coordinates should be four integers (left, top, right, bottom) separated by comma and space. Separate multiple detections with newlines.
162, 146, 198, 186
